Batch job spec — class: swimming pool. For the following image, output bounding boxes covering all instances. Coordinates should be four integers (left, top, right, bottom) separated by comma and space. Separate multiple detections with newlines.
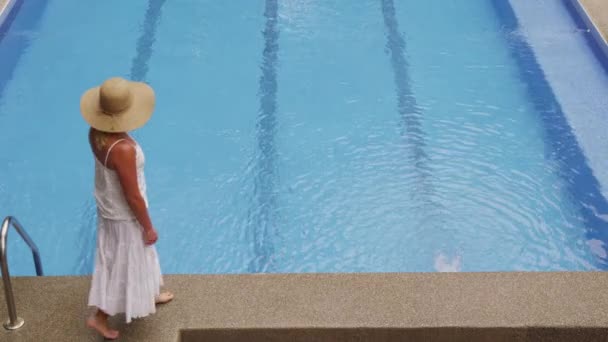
1, 0, 608, 275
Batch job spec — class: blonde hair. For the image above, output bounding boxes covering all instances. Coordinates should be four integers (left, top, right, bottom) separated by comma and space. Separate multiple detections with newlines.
92, 130, 109, 150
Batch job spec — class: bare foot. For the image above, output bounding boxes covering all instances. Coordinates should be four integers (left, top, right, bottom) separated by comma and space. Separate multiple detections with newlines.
155, 291, 174, 304
86, 316, 119, 340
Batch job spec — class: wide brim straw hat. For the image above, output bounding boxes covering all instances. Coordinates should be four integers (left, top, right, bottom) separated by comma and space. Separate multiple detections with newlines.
80, 77, 155, 133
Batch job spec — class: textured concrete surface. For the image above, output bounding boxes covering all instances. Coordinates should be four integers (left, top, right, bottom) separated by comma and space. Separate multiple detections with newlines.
0, 273, 607, 341
579, 0, 608, 42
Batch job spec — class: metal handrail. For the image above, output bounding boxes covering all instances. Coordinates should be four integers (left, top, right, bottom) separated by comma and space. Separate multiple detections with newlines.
0, 216, 43, 330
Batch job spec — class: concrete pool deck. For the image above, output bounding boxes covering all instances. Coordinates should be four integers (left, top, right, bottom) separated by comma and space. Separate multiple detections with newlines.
1, 272, 608, 341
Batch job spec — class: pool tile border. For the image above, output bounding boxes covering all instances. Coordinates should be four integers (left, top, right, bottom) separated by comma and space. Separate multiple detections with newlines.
0, 0, 14, 30
562, 0, 608, 74
569, 0, 608, 61
0, 0, 16, 36
492, 0, 608, 269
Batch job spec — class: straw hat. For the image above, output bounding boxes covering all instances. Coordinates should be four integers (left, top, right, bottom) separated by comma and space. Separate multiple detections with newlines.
80, 77, 155, 133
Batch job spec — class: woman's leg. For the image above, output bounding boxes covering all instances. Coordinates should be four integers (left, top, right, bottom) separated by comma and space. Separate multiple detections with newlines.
86, 308, 119, 340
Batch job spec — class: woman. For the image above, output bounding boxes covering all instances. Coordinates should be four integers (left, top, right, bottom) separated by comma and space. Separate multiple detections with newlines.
80, 77, 174, 340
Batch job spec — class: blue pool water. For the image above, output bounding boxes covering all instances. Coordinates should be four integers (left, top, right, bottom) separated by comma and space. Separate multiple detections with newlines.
1, 0, 608, 275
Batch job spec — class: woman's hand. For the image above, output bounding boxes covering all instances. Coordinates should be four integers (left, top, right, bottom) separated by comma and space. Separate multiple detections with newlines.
144, 228, 158, 245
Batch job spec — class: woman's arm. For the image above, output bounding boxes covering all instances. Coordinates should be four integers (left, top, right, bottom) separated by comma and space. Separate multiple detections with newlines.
109, 141, 158, 245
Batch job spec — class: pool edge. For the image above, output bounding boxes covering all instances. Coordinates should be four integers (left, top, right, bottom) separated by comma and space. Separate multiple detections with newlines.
1, 272, 607, 341
0, 0, 16, 31
570, 0, 608, 61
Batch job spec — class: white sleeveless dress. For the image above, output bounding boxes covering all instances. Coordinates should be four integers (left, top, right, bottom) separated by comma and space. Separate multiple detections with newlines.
87, 138, 163, 323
